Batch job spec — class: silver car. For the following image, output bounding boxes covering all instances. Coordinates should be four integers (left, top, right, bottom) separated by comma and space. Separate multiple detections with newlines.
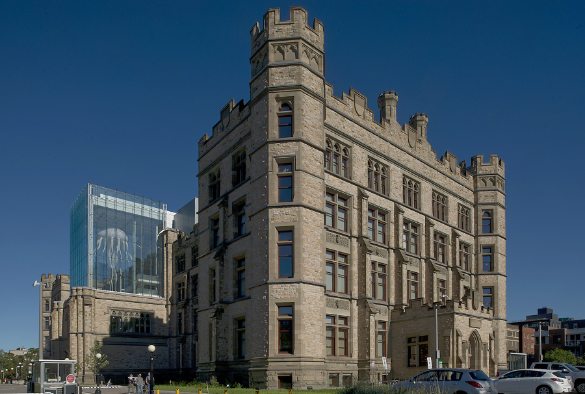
495, 369, 572, 394
394, 368, 497, 394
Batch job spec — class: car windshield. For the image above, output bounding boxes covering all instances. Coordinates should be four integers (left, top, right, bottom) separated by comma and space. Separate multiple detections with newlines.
469, 371, 490, 381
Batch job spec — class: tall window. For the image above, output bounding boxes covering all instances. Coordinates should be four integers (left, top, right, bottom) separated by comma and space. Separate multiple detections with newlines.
408, 271, 419, 300
278, 230, 293, 278
325, 139, 350, 178
438, 279, 447, 302
277, 163, 293, 202
367, 207, 386, 244
432, 191, 447, 221
278, 103, 293, 138
209, 170, 220, 202
176, 254, 186, 273
236, 257, 246, 298
326, 250, 348, 294
368, 161, 388, 194
433, 233, 446, 263
402, 222, 419, 255
278, 306, 293, 354
44, 317, 50, 330
326, 315, 348, 357
371, 262, 387, 301
193, 312, 198, 333
210, 216, 220, 249
45, 300, 50, 312
483, 288, 493, 308
236, 319, 246, 359
325, 192, 349, 232
458, 205, 470, 232
191, 275, 198, 298
177, 281, 185, 302
234, 200, 246, 237
232, 150, 246, 186
482, 211, 493, 233
482, 246, 493, 271
376, 321, 387, 357
459, 243, 470, 271
191, 246, 198, 267
210, 268, 216, 303
402, 177, 420, 209
45, 337, 50, 351
178, 312, 183, 335
407, 335, 428, 367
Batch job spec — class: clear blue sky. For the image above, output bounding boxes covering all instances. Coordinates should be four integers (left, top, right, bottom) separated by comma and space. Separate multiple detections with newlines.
1, 1, 584, 351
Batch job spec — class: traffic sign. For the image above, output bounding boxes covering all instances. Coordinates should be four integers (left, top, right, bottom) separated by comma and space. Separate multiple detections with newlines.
382, 357, 387, 370
66, 374, 75, 384
427, 357, 432, 369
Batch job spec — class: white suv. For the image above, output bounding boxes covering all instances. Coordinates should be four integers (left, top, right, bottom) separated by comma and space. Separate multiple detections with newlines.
530, 362, 585, 393
496, 369, 572, 394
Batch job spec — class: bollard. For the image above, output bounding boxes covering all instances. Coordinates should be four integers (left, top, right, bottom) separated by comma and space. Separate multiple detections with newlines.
199, 390, 202, 394
224, 391, 228, 394
176, 388, 179, 394
289, 390, 292, 394
157, 390, 159, 394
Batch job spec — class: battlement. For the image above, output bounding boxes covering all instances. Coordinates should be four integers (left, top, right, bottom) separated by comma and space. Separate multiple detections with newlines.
250, 7, 324, 56
467, 154, 506, 177
41, 273, 55, 281
198, 98, 248, 157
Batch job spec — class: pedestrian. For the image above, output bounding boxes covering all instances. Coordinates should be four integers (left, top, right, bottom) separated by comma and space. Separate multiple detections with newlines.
145, 372, 151, 394
99, 374, 105, 387
135, 374, 144, 394
128, 374, 135, 394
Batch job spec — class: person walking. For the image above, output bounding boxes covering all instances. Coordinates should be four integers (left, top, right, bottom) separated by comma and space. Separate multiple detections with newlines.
145, 372, 151, 394
135, 374, 144, 394
99, 374, 105, 387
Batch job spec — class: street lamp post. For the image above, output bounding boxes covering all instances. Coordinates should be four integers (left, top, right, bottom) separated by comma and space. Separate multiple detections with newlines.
147, 345, 155, 394
33, 281, 43, 359
95, 353, 102, 394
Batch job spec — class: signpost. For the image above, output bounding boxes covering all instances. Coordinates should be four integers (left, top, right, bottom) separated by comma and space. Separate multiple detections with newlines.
427, 357, 432, 369
382, 357, 388, 384
66, 375, 75, 384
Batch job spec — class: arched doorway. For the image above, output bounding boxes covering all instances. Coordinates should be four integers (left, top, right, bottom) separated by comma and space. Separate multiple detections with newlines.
468, 331, 481, 369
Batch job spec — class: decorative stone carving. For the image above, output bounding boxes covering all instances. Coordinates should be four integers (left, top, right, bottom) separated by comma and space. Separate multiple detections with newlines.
273, 43, 298, 61
376, 307, 388, 316
373, 247, 388, 258
326, 297, 350, 310
326, 231, 350, 247
111, 310, 141, 318
470, 318, 482, 328
301, 43, 322, 72
398, 249, 420, 269
354, 94, 365, 117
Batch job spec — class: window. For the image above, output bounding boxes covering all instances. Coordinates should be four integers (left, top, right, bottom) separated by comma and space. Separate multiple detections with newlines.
234, 200, 246, 237
178, 312, 183, 335
482, 211, 493, 233
177, 281, 185, 302
483, 287, 493, 308
408, 271, 419, 300
232, 150, 246, 186
403, 177, 420, 209
110, 313, 151, 334
176, 254, 186, 273
277, 163, 293, 202
236, 257, 246, 298
278, 230, 293, 278
325, 139, 350, 178
209, 170, 220, 202
278, 103, 293, 138
328, 374, 339, 387
44, 317, 50, 330
326, 315, 349, 357
368, 161, 388, 194
45, 300, 50, 312
210, 216, 220, 249
376, 321, 387, 357
278, 306, 293, 354
371, 262, 387, 301
367, 207, 387, 244
191, 246, 198, 267
191, 275, 198, 298
402, 222, 419, 254
459, 242, 470, 271
326, 250, 348, 294
482, 246, 493, 271
407, 336, 429, 367
432, 191, 447, 221
458, 205, 470, 232
193, 312, 198, 333
325, 192, 349, 232
45, 337, 50, 351
236, 319, 245, 359
433, 233, 446, 263
210, 268, 216, 303
278, 376, 292, 389
438, 279, 446, 302
342, 376, 352, 387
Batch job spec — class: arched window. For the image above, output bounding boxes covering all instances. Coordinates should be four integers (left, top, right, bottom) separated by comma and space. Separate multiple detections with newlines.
325, 138, 350, 179
458, 205, 470, 232
278, 103, 293, 138
368, 160, 388, 195
482, 211, 492, 233
403, 177, 420, 209
432, 191, 447, 222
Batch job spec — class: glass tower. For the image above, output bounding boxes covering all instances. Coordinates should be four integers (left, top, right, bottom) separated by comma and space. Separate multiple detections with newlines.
70, 184, 168, 297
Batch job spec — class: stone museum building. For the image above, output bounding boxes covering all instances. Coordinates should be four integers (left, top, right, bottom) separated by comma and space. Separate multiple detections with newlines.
43, 7, 508, 388
169, 6, 507, 389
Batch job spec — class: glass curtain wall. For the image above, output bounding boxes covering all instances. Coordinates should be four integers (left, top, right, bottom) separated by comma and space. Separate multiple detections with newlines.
70, 184, 167, 297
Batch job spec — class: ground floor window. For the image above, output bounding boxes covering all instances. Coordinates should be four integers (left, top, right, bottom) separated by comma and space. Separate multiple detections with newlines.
342, 375, 352, 387
407, 335, 429, 367
328, 374, 339, 387
278, 376, 292, 389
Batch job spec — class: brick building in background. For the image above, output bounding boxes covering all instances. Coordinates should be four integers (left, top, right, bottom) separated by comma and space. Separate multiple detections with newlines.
170, 7, 507, 388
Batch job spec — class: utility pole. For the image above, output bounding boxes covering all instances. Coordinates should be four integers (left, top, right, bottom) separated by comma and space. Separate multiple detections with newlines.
539, 323, 543, 361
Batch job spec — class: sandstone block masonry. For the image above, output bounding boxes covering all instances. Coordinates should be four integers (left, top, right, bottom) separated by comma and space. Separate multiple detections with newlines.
170, 6, 507, 389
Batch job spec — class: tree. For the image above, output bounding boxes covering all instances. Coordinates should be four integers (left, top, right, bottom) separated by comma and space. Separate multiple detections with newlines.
576, 356, 585, 366
80, 342, 109, 377
544, 348, 577, 365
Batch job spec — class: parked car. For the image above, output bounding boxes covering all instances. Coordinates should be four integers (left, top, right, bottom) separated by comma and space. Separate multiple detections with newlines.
575, 367, 585, 372
530, 362, 585, 393
495, 369, 572, 394
393, 369, 497, 394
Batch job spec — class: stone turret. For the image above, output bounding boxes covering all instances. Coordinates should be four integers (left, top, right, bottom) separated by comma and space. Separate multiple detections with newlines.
409, 112, 429, 139
377, 90, 399, 122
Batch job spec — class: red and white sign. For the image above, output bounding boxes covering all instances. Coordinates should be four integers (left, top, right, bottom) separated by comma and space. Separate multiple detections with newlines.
66, 374, 75, 384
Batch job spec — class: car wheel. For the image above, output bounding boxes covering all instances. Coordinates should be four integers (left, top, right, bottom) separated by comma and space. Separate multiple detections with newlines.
536, 386, 552, 394
576, 382, 585, 393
